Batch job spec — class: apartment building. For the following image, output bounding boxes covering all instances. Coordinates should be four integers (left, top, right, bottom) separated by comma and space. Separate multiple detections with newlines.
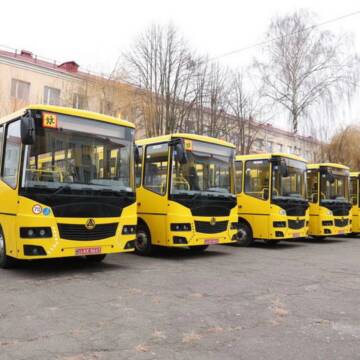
0, 46, 320, 160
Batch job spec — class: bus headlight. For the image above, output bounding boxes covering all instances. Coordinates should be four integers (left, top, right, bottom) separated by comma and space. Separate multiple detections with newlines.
122, 225, 137, 235
171, 223, 191, 231
279, 209, 287, 216
20, 227, 52, 238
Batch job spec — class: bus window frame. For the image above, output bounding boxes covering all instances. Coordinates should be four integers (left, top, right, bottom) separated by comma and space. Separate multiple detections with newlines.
1, 119, 22, 190
244, 159, 270, 201
135, 145, 143, 188
235, 160, 243, 194
143, 142, 169, 197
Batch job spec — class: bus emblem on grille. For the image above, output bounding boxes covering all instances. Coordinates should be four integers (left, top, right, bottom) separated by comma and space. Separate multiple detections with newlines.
210, 217, 216, 226
85, 218, 96, 230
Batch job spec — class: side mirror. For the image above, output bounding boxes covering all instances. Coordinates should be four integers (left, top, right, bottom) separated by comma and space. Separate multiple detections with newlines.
327, 172, 335, 184
20, 112, 35, 145
175, 142, 188, 164
280, 163, 288, 177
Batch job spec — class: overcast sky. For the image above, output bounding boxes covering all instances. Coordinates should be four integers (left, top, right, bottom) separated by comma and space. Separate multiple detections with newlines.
1, 0, 359, 132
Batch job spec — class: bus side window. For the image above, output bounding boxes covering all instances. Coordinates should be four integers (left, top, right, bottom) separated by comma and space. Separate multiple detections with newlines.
307, 170, 318, 203
3, 120, 21, 188
244, 160, 270, 200
144, 143, 168, 195
350, 178, 358, 206
135, 146, 143, 188
235, 161, 243, 194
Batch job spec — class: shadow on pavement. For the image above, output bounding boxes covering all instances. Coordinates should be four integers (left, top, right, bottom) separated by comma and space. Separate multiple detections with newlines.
225, 241, 305, 250
132, 246, 231, 260
292, 237, 346, 244
7, 256, 126, 278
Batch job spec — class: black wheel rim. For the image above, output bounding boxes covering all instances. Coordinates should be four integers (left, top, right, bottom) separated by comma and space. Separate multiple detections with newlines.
136, 230, 148, 250
0, 233, 4, 260
237, 228, 247, 242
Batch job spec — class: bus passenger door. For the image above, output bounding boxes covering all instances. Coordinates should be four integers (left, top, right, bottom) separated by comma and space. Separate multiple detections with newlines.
0, 121, 22, 257
137, 143, 169, 246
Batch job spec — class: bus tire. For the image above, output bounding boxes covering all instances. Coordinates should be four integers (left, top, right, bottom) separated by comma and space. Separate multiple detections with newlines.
85, 254, 107, 262
235, 222, 253, 247
135, 223, 153, 256
189, 245, 209, 252
0, 228, 16, 269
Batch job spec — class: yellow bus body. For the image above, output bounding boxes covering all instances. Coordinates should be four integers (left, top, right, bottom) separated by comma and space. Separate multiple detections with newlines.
350, 172, 360, 234
0, 105, 137, 265
307, 163, 351, 238
135, 134, 238, 254
235, 153, 309, 245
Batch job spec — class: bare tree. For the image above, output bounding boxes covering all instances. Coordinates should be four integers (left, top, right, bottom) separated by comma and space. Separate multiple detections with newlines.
326, 125, 360, 170
226, 70, 267, 154
254, 10, 359, 134
121, 24, 200, 136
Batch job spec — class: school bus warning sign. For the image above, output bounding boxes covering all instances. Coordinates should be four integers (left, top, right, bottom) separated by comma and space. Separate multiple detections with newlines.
42, 113, 58, 129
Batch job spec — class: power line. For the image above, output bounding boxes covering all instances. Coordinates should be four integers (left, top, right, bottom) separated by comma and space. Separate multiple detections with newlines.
208, 9, 360, 62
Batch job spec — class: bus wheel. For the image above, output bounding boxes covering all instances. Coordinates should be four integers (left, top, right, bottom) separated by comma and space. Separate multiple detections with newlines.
189, 245, 209, 252
236, 223, 253, 247
135, 224, 152, 256
0, 229, 15, 269
85, 254, 107, 262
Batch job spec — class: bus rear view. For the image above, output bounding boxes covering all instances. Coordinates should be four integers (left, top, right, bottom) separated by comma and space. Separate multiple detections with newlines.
0, 105, 137, 268
307, 164, 351, 238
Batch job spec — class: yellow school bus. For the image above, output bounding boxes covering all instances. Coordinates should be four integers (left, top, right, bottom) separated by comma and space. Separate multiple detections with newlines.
0, 105, 137, 268
134, 134, 238, 255
350, 172, 360, 234
234, 153, 309, 246
307, 163, 351, 238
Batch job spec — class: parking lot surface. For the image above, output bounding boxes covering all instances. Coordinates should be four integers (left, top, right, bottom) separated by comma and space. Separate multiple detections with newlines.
1, 236, 360, 360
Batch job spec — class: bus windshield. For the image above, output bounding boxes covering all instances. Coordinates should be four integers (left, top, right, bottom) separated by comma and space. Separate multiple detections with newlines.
320, 168, 349, 201
171, 140, 234, 195
272, 158, 306, 199
21, 114, 134, 194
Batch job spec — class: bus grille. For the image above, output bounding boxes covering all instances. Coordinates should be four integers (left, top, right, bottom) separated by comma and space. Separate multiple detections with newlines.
334, 218, 349, 227
195, 221, 228, 234
288, 219, 305, 230
58, 223, 118, 240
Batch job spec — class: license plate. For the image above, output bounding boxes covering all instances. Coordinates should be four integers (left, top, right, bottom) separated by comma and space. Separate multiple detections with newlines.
75, 247, 101, 256
292, 232, 300, 238
205, 239, 219, 245
338, 230, 345, 235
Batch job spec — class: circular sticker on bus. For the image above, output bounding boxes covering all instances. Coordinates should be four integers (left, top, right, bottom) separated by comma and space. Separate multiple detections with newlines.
32, 204, 42, 215
43, 207, 51, 216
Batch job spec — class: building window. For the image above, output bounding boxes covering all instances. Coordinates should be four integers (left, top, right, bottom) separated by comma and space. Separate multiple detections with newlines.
44, 86, 60, 105
267, 141, 273, 152
277, 143, 283, 152
73, 93, 87, 109
11, 79, 30, 102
